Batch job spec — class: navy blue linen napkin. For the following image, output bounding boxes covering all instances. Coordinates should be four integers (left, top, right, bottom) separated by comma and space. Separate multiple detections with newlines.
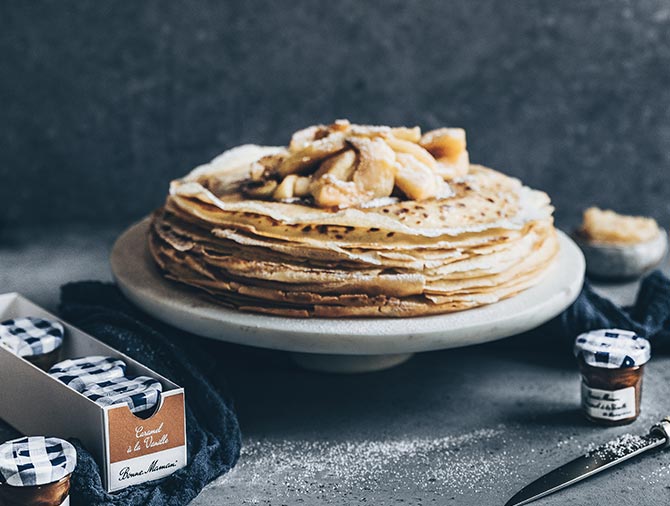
55, 271, 670, 503
549, 270, 670, 349
500, 270, 670, 351
58, 282, 241, 506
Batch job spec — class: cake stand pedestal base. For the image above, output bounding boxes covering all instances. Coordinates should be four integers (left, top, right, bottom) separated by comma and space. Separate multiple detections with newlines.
111, 220, 585, 375
290, 352, 414, 373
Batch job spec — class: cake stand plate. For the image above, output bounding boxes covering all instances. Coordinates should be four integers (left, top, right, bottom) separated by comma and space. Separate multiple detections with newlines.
111, 219, 584, 373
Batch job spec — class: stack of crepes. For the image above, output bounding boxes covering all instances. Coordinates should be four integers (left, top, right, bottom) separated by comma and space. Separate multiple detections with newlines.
149, 120, 558, 317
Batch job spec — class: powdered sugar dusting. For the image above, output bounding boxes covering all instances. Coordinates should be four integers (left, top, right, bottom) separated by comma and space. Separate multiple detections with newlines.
220, 427, 518, 501
585, 433, 651, 460
641, 461, 670, 485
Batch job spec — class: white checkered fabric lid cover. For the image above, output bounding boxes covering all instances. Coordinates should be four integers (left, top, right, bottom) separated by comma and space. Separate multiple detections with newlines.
0, 317, 64, 357
574, 328, 651, 369
49, 356, 127, 392
81, 376, 163, 413
0, 436, 76, 487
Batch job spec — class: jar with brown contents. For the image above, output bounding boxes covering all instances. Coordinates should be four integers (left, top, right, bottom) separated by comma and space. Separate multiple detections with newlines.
574, 329, 651, 426
0, 474, 71, 506
0, 317, 65, 372
0, 437, 77, 506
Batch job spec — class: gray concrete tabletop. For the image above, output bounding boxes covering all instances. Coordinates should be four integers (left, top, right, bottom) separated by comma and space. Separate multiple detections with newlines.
1, 227, 669, 506
3, 1, 670, 504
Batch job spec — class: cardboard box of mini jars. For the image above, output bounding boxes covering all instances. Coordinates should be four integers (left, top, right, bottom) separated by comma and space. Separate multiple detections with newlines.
0, 293, 187, 493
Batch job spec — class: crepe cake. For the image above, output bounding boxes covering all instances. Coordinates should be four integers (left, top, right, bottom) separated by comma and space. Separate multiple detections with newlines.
149, 120, 559, 317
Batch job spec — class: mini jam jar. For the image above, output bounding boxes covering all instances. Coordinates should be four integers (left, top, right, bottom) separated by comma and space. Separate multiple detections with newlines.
80, 375, 163, 417
0, 436, 77, 506
0, 317, 65, 371
574, 329, 651, 426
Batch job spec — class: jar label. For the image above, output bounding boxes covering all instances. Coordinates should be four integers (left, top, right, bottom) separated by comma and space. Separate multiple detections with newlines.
581, 382, 636, 421
105, 392, 186, 492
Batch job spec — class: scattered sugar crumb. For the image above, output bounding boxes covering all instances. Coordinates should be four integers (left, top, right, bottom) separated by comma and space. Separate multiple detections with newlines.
219, 427, 520, 501
213, 428, 667, 503
585, 433, 651, 460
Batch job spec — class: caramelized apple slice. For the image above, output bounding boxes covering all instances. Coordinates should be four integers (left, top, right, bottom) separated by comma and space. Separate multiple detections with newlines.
288, 125, 331, 152
420, 128, 466, 164
328, 119, 352, 132
293, 176, 312, 197
273, 175, 297, 200
279, 133, 347, 176
348, 137, 396, 199
250, 152, 287, 181
389, 126, 421, 143
434, 150, 470, 180
385, 137, 436, 169
313, 149, 357, 181
393, 153, 440, 200
310, 174, 368, 208
348, 125, 421, 143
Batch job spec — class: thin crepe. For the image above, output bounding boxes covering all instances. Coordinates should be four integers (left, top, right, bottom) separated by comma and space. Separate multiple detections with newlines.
148, 138, 558, 318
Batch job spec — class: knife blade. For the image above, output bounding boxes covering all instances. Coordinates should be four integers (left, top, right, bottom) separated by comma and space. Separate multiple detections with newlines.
505, 418, 670, 506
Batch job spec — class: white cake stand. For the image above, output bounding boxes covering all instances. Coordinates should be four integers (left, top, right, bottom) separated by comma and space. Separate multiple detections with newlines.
111, 219, 584, 373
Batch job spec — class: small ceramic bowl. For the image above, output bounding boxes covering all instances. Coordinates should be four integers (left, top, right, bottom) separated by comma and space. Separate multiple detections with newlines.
573, 229, 668, 280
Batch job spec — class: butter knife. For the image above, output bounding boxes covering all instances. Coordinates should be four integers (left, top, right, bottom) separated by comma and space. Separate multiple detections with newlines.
505, 418, 670, 506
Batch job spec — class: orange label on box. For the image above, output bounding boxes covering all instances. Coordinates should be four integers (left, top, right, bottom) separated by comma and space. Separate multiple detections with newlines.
107, 393, 186, 464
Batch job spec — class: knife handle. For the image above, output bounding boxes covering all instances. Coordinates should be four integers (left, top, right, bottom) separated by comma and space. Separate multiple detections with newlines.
650, 418, 670, 447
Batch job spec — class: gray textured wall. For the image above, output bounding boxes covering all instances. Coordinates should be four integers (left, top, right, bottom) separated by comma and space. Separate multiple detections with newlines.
2, 1, 669, 231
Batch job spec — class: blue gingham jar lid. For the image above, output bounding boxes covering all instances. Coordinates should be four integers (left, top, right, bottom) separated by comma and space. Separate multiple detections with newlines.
0, 317, 64, 357
574, 328, 651, 369
0, 436, 76, 487
81, 376, 163, 414
49, 356, 127, 392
